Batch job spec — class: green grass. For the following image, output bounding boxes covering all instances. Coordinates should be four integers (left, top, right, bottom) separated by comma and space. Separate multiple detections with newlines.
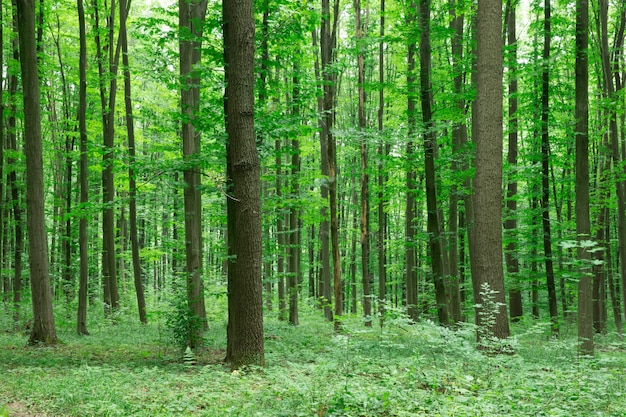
2, 301, 626, 416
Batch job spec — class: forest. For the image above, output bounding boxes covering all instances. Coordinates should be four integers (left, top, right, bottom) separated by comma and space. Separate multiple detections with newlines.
2, 0, 626, 414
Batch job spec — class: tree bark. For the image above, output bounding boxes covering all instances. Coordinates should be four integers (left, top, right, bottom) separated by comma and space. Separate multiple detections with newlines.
17, 0, 58, 345
419, 0, 448, 325
576, 0, 593, 355
179, 0, 209, 347
354, 0, 371, 327
224, 0, 265, 368
504, 0, 523, 322
472, 0, 510, 343
540, 0, 559, 334
76, 0, 89, 336
121, 0, 147, 324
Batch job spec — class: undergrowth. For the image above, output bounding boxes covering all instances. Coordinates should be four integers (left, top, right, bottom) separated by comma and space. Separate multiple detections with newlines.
1, 297, 626, 416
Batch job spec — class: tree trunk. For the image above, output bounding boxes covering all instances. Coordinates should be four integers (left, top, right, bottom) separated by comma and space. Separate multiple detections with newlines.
540, 0, 559, 334
17, 0, 58, 345
313, 27, 333, 321
121, 0, 147, 324
224, 0, 265, 368
377, 0, 387, 323
419, 0, 448, 325
288, 65, 300, 326
472, 0, 510, 343
321, 0, 342, 331
576, 0, 593, 355
179, 0, 208, 347
504, 0, 522, 322
354, 0, 371, 326
76, 0, 89, 336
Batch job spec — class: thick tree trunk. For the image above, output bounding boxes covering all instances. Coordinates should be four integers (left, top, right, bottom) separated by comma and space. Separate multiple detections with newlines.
17, 0, 58, 345
224, 0, 265, 368
472, 0, 510, 343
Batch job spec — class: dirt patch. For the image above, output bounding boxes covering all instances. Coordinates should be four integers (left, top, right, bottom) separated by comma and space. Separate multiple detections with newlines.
4, 401, 47, 417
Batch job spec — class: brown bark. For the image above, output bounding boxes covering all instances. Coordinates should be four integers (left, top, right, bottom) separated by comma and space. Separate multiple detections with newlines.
354, 0, 371, 326
377, 0, 387, 323
576, 0, 592, 355
504, 0, 522, 322
76, 0, 89, 336
121, 0, 147, 324
17, 0, 58, 345
472, 0, 510, 342
180, 0, 209, 346
419, 0, 448, 325
224, 0, 265, 368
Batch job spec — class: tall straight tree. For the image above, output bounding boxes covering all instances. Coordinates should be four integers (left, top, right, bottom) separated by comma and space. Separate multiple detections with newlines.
321, 0, 342, 331
504, 0, 523, 322
120, 0, 147, 324
575, 0, 593, 355
472, 0, 510, 342
76, 0, 90, 335
179, 0, 208, 346
93, 0, 120, 313
540, 0, 559, 334
377, 0, 387, 321
354, 0, 371, 326
16, 0, 58, 344
419, 0, 448, 325
405, 2, 419, 322
223, 0, 265, 368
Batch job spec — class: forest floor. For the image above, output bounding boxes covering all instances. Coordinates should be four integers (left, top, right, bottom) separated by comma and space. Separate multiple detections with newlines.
1, 300, 626, 416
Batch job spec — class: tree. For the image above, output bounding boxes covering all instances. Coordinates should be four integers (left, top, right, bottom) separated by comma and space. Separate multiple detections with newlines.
120, 0, 147, 324
93, 0, 120, 314
472, 0, 510, 343
16, 0, 58, 344
76, 0, 89, 335
575, 0, 593, 356
224, 0, 265, 368
540, 0, 559, 334
321, 0, 342, 331
179, 0, 208, 347
419, 0, 448, 325
354, 0, 371, 326
504, 0, 522, 322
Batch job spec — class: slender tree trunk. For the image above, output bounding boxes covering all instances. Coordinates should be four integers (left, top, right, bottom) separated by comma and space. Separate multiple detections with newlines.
504, 0, 522, 322
93, 0, 120, 314
540, 0, 558, 334
576, 0, 593, 355
179, 0, 208, 347
419, 0, 448, 325
313, 27, 333, 321
120, 0, 147, 324
276, 137, 287, 321
377, 0, 387, 323
17, 0, 58, 345
405, 2, 418, 322
446, 0, 465, 324
354, 0, 371, 326
288, 65, 300, 326
76, 0, 89, 336
7, 12, 22, 323
472, 0, 510, 343
321, 0, 342, 331
224, 0, 265, 368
